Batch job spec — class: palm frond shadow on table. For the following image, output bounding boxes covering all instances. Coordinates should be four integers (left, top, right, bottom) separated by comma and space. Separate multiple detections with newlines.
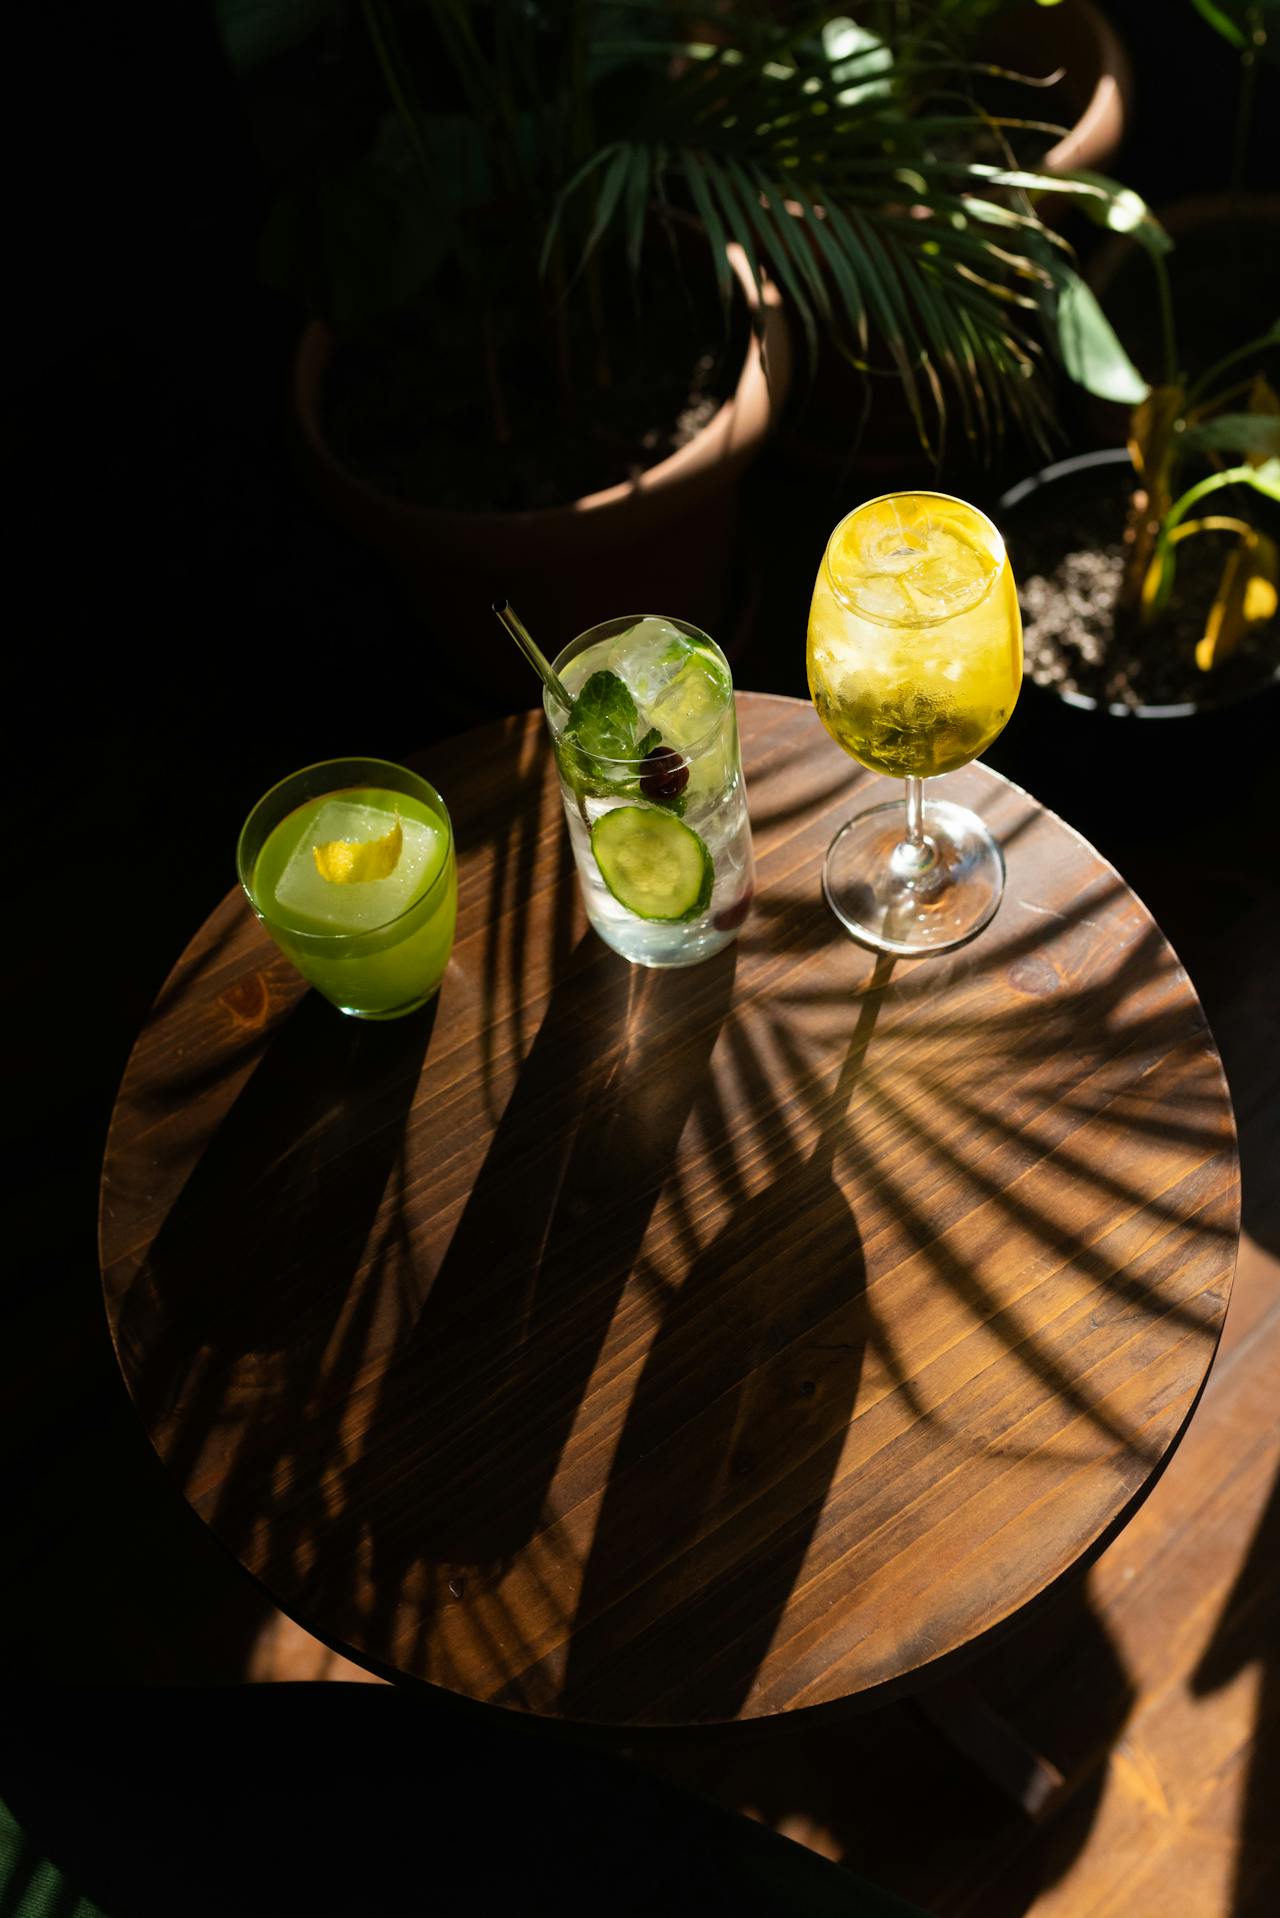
100, 706, 1236, 1727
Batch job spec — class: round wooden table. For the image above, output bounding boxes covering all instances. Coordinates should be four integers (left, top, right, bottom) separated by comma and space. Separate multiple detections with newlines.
100, 696, 1240, 1729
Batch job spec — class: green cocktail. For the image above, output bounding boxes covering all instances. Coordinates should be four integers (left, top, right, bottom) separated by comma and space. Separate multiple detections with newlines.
238, 758, 457, 1019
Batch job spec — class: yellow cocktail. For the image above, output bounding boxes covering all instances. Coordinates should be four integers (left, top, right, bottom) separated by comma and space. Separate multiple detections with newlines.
807, 493, 1022, 954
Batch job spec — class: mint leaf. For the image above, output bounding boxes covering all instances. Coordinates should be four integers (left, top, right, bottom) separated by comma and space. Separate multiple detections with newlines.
564, 671, 638, 761
556, 670, 687, 816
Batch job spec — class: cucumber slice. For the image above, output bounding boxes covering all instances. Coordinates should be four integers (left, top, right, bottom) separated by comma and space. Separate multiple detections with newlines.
591, 806, 714, 922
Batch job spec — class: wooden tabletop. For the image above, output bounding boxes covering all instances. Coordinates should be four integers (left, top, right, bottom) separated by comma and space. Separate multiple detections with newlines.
99, 695, 1240, 1729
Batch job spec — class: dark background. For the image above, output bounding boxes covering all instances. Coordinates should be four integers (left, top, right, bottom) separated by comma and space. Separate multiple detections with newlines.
4, 0, 1277, 1907
11, 0, 1277, 1104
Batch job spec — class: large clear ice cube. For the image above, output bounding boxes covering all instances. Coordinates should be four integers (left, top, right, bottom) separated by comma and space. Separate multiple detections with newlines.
275, 799, 445, 930
835, 503, 997, 625
645, 649, 730, 751
902, 529, 996, 619
607, 617, 694, 706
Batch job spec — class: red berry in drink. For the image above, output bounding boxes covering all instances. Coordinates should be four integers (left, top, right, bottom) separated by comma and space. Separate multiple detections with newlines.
640, 745, 690, 800
713, 886, 753, 931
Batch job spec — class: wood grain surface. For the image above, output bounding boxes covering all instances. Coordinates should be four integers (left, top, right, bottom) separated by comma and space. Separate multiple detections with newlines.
98, 696, 1240, 1728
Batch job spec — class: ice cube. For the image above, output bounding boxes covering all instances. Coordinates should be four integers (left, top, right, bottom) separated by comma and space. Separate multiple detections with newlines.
275, 799, 446, 931
862, 498, 931, 566
607, 617, 694, 706
831, 502, 998, 625
837, 571, 916, 625
902, 529, 997, 618
645, 648, 731, 751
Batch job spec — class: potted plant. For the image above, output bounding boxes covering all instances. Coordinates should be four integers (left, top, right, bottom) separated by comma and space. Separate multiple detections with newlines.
218, 1, 1146, 698
777, 0, 1137, 472
997, 0, 1280, 726
1001, 292, 1279, 708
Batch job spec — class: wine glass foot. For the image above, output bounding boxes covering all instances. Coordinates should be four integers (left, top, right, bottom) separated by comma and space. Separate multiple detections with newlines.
822, 797, 1005, 957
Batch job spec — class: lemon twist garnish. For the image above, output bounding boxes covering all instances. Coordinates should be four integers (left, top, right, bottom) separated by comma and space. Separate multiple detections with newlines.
312, 813, 403, 883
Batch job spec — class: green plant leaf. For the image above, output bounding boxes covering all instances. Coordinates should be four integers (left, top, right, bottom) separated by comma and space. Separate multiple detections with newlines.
1046, 264, 1151, 405
821, 15, 893, 107
1189, 323, 1280, 405
717, 158, 822, 370
1141, 537, 1177, 619
623, 144, 652, 276
260, 122, 453, 334
1190, 0, 1251, 50
540, 144, 620, 277
1190, 0, 1280, 64
1052, 169, 1172, 254
1238, 456, 1280, 501
966, 163, 1170, 253
783, 183, 868, 355
323, 0, 1185, 473
700, 150, 770, 327
580, 144, 634, 272
564, 671, 638, 762
1183, 412, 1280, 459
822, 200, 930, 446
678, 152, 734, 316
1197, 528, 1280, 669
913, 258, 980, 446
748, 163, 832, 322
1166, 460, 1280, 537
558, 672, 690, 812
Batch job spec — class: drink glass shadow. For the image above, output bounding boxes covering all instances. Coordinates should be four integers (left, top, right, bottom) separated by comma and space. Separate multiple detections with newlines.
559, 959, 896, 1725
331, 939, 742, 1676
114, 991, 437, 1561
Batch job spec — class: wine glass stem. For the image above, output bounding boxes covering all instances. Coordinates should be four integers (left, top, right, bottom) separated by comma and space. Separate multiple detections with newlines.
893, 775, 936, 880
906, 775, 925, 848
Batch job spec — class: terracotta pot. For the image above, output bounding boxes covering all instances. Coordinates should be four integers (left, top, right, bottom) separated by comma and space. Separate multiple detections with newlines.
982, 0, 1132, 181
293, 246, 791, 711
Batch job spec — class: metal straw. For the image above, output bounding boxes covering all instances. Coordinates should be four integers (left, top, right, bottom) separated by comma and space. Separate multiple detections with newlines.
492, 598, 573, 713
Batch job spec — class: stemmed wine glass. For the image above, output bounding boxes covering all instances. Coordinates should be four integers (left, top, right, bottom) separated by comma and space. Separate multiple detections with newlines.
807, 491, 1022, 956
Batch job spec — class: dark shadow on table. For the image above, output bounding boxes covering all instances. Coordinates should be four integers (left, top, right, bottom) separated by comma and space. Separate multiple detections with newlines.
321, 936, 743, 1686
559, 959, 895, 1723
1191, 1456, 1280, 1917
113, 986, 437, 1562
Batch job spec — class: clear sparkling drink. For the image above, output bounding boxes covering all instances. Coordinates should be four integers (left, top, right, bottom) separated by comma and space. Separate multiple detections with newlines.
544, 616, 755, 967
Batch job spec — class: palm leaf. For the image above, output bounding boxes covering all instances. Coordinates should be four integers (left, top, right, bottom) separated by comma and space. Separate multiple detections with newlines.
819, 198, 929, 447
846, 206, 946, 445
361, 0, 1152, 462
698, 150, 769, 324
781, 182, 868, 358
716, 158, 829, 373
623, 142, 652, 276
747, 162, 832, 323
679, 150, 734, 315
580, 145, 635, 269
